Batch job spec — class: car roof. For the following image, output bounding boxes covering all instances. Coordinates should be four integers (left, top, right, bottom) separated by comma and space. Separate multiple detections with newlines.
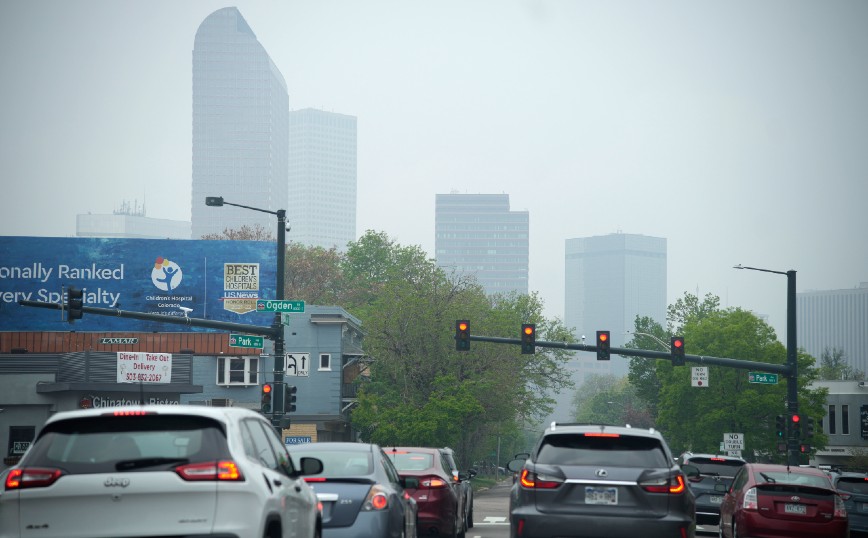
681, 452, 746, 463
543, 422, 664, 439
42, 404, 264, 425
291, 442, 376, 453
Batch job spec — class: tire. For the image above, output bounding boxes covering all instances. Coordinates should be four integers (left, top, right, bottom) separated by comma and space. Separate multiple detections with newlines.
467, 505, 473, 529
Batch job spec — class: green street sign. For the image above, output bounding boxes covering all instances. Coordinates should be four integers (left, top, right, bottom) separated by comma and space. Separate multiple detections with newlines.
229, 334, 264, 349
748, 372, 778, 385
256, 300, 305, 313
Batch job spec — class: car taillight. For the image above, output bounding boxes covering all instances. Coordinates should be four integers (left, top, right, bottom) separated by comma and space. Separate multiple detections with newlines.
420, 476, 448, 488
834, 494, 847, 518
103, 410, 155, 416
175, 460, 244, 481
304, 476, 327, 482
362, 485, 389, 511
5, 467, 64, 490
640, 474, 686, 494
518, 469, 563, 489
742, 487, 757, 510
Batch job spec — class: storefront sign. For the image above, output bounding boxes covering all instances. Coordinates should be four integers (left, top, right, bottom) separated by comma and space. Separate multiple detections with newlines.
117, 352, 173, 383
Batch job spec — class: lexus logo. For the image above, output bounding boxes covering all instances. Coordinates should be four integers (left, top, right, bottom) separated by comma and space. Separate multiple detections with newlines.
595, 469, 608, 478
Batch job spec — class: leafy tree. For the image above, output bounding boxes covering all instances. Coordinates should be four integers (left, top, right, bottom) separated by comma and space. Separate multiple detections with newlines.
572, 374, 653, 428
625, 316, 668, 421
200, 223, 274, 241
283, 243, 346, 305
815, 347, 865, 381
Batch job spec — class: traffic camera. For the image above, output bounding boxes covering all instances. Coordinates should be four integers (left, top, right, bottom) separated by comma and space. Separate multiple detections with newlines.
66, 286, 84, 323
261, 383, 273, 413
596, 331, 610, 360
455, 320, 470, 351
671, 336, 685, 366
521, 324, 536, 355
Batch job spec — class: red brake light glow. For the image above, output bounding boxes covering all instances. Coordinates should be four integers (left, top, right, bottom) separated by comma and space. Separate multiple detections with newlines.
304, 476, 327, 482
106, 410, 154, 417
5, 467, 64, 490
518, 469, 562, 489
583, 433, 620, 438
175, 460, 244, 481
709, 457, 726, 461
421, 477, 448, 488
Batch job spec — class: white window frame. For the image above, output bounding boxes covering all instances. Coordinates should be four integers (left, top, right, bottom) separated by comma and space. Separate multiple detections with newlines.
318, 353, 331, 371
216, 356, 260, 386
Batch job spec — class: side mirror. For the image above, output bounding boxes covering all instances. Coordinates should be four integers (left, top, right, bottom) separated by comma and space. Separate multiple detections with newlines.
298, 456, 323, 476
506, 458, 527, 473
468, 469, 478, 479
680, 464, 700, 479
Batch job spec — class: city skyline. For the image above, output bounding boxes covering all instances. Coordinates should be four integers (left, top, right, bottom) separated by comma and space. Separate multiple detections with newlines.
2, 1, 867, 343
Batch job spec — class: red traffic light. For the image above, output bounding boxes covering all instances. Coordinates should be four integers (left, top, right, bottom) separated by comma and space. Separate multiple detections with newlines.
598, 333, 608, 342
791, 414, 800, 423
673, 339, 683, 349
458, 321, 468, 332
262, 384, 272, 394
523, 325, 534, 336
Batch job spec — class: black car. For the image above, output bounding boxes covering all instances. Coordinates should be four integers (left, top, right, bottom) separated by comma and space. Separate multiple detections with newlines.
832, 471, 868, 535
439, 447, 477, 531
289, 442, 418, 538
678, 452, 746, 526
507, 422, 695, 538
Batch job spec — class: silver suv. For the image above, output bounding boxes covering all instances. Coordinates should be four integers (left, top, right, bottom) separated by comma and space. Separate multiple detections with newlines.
507, 422, 696, 538
0, 405, 324, 538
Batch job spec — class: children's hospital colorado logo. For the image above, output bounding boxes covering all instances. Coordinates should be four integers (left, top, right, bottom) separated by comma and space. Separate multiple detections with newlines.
151, 257, 182, 293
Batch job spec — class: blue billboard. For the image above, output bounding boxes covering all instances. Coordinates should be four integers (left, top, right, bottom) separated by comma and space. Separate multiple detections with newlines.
0, 237, 277, 331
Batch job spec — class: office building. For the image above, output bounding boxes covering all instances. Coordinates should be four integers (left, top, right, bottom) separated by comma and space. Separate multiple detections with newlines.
798, 283, 868, 375
287, 108, 357, 250
77, 201, 190, 239
190, 7, 289, 239
434, 193, 529, 296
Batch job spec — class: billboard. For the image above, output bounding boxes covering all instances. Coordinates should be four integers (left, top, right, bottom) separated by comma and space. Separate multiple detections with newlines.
0, 237, 277, 331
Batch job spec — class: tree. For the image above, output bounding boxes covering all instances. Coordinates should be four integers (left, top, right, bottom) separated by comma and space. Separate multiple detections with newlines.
200, 223, 274, 241
283, 243, 347, 305
815, 347, 865, 381
572, 374, 653, 428
625, 315, 668, 422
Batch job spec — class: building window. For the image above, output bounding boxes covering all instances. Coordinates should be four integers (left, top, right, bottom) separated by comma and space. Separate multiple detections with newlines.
829, 404, 837, 435
842, 405, 849, 435
319, 353, 331, 371
217, 357, 259, 386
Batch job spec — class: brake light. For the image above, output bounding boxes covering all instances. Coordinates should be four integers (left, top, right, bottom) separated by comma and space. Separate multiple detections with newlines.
421, 476, 448, 488
175, 460, 244, 481
742, 487, 757, 510
709, 457, 726, 462
640, 474, 686, 494
583, 433, 620, 438
5, 467, 64, 490
834, 495, 847, 518
305, 477, 327, 482
362, 485, 389, 511
518, 469, 563, 489
104, 410, 154, 416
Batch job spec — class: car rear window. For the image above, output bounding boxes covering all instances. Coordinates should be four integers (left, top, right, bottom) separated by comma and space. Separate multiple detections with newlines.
836, 477, 868, 494
753, 470, 830, 488
293, 450, 373, 476
386, 451, 434, 471
22, 414, 228, 473
688, 458, 745, 477
536, 433, 669, 467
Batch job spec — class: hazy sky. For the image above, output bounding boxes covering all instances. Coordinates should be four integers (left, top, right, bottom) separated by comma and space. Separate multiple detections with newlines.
2, 0, 866, 342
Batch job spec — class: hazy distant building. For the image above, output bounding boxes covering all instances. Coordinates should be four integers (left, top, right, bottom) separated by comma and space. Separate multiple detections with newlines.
190, 7, 288, 239
434, 193, 529, 295
798, 283, 868, 376
287, 108, 357, 250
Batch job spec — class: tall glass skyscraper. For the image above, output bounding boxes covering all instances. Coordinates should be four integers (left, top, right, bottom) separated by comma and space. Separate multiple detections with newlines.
191, 8, 289, 239
434, 193, 529, 295
287, 108, 357, 250
798, 283, 868, 375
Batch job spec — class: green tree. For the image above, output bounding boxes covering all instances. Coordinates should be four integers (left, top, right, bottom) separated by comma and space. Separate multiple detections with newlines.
200, 223, 274, 241
572, 374, 653, 428
815, 347, 865, 381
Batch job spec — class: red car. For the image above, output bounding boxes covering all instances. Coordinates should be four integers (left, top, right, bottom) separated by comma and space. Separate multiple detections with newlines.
386, 447, 465, 538
719, 463, 849, 538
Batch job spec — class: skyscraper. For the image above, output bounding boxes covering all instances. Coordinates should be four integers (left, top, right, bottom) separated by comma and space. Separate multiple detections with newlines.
191, 8, 289, 239
287, 108, 357, 250
798, 283, 868, 375
435, 193, 529, 295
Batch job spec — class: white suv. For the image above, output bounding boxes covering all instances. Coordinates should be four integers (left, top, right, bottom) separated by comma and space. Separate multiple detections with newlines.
0, 405, 324, 538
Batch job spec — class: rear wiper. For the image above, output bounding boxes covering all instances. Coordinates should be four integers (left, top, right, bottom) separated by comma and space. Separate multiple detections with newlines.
116, 457, 189, 470
759, 472, 776, 483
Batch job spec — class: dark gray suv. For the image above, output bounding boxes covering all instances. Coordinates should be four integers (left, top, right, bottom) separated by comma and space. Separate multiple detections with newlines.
507, 422, 695, 538
677, 452, 745, 526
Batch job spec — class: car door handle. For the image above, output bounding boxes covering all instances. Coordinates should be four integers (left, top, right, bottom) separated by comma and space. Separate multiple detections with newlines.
295, 484, 302, 492
273, 479, 283, 487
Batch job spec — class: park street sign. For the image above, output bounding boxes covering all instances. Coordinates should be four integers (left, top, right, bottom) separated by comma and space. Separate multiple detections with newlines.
256, 300, 305, 313
748, 372, 779, 385
229, 334, 264, 349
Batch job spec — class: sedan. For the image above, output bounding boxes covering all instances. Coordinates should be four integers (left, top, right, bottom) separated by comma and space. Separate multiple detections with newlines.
290, 442, 417, 538
719, 463, 849, 538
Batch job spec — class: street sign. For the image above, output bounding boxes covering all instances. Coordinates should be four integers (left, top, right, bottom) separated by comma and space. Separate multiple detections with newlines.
256, 300, 305, 313
285, 353, 310, 377
229, 334, 264, 349
691, 366, 709, 387
723, 432, 744, 451
748, 372, 778, 384
726, 450, 742, 458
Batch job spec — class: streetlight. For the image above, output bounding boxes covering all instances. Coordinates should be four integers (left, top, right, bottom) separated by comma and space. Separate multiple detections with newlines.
625, 331, 669, 351
206, 196, 287, 429
733, 264, 799, 465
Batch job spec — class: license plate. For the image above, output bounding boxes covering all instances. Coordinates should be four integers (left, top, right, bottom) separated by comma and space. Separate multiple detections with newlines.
585, 486, 617, 505
784, 503, 806, 515
709, 495, 723, 504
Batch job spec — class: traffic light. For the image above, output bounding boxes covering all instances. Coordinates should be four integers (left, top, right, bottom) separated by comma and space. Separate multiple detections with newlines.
520, 324, 536, 355
790, 413, 801, 438
261, 383, 273, 413
66, 286, 84, 323
799, 443, 811, 454
596, 331, 610, 361
804, 417, 815, 439
455, 320, 470, 351
285, 385, 297, 413
671, 336, 685, 366
775, 415, 786, 439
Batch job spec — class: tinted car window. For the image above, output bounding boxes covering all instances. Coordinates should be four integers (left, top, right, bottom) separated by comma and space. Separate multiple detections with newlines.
389, 451, 434, 471
307, 450, 373, 476
753, 470, 830, 488
687, 458, 744, 477
242, 418, 279, 470
537, 434, 668, 467
836, 477, 868, 494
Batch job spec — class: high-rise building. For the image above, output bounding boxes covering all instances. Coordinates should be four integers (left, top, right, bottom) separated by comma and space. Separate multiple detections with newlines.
287, 108, 357, 250
77, 200, 191, 239
798, 283, 868, 376
434, 193, 529, 295
190, 8, 288, 239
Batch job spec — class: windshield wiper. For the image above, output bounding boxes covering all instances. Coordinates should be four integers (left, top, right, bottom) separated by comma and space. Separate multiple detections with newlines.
115, 457, 189, 471
759, 472, 776, 483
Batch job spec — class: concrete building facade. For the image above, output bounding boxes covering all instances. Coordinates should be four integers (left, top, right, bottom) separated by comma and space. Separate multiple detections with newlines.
798, 283, 868, 375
